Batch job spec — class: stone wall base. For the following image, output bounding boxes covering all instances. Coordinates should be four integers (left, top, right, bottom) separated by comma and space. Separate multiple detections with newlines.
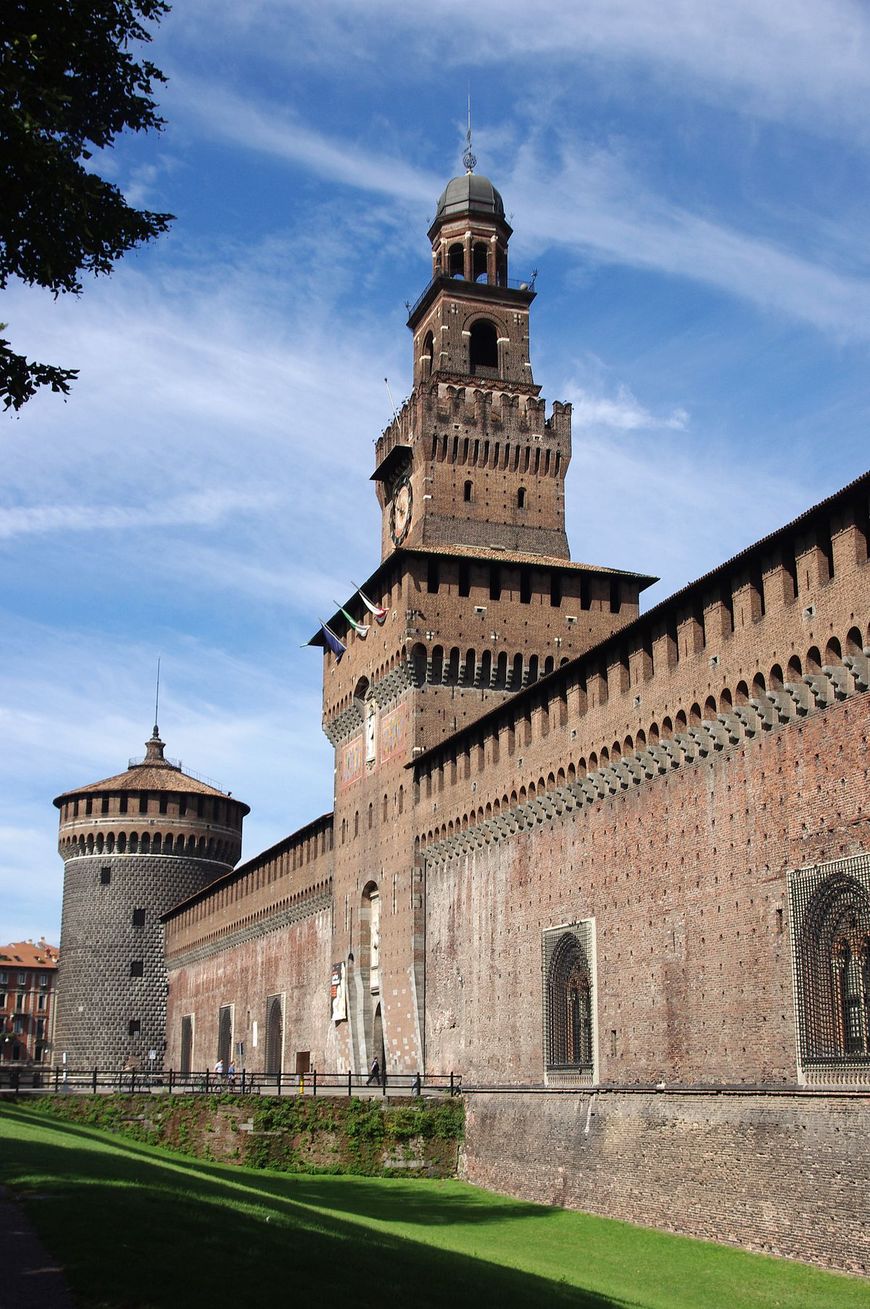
460, 1089, 869, 1275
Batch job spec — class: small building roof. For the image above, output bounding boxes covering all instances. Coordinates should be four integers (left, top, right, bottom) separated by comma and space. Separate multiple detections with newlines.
0, 940, 59, 969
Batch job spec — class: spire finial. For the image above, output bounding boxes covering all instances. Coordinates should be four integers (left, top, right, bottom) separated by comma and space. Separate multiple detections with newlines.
145, 657, 166, 761
463, 91, 476, 174
152, 656, 161, 739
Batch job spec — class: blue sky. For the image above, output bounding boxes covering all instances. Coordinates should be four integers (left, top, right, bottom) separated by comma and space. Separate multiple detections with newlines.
2, 0, 870, 943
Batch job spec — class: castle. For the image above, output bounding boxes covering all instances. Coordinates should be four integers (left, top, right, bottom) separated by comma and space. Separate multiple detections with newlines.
55, 158, 870, 1273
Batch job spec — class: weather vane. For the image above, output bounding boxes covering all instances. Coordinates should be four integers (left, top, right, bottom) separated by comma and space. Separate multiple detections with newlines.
463, 92, 476, 173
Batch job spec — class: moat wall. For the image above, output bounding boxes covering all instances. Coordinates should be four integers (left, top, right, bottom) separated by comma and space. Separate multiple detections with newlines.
26, 1093, 464, 1178
461, 1089, 870, 1274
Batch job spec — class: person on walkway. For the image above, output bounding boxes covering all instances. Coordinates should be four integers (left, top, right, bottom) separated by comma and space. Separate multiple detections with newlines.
227, 1061, 236, 1088
214, 1058, 224, 1077
411, 1071, 422, 1096
366, 1056, 380, 1086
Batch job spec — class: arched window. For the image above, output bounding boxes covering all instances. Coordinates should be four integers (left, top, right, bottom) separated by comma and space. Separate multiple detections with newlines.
422, 330, 435, 377
543, 925, 595, 1079
517, 486, 526, 509
472, 241, 488, 282
448, 243, 464, 277
791, 857, 870, 1072
469, 319, 499, 374
464, 479, 473, 503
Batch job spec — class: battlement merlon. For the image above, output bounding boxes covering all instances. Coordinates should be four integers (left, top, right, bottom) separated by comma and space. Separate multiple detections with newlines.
373, 388, 572, 481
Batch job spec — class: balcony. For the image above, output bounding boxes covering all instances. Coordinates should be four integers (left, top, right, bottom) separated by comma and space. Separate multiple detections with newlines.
407, 272, 537, 321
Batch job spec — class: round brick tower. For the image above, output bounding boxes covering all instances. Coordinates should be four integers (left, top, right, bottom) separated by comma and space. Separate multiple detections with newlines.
53, 726, 249, 1071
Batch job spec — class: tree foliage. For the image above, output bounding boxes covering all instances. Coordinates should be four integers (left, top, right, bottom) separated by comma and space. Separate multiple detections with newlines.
0, 1, 174, 411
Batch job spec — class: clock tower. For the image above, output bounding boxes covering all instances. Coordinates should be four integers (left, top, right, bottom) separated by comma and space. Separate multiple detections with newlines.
373, 159, 570, 561
312, 149, 654, 1075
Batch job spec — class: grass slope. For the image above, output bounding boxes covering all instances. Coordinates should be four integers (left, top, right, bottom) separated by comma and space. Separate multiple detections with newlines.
1, 1105, 864, 1309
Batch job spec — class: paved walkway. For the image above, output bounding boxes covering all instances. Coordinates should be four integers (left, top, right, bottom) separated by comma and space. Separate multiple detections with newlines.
0, 1187, 74, 1309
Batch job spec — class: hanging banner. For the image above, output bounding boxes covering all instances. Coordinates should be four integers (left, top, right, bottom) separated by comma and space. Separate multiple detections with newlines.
330, 962, 347, 1023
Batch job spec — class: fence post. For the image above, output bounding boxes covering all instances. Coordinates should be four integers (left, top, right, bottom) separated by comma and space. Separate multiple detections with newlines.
205, 1069, 210, 1094
450, 1071, 455, 1096
312, 1069, 317, 1097
347, 1069, 352, 1098
382, 1068, 387, 1097
54, 1066, 59, 1093
92, 1068, 97, 1094
277, 1071, 282, 1096
168, 1068, 174, 1094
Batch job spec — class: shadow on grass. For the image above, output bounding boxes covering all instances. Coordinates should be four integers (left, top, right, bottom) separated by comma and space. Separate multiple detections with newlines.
10, 1104, 545, 1225
0, 1106, 634, 1309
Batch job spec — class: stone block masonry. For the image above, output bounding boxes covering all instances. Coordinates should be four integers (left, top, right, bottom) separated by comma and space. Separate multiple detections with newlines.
55, 853, 227, 1069
461, 1089, 870, 1274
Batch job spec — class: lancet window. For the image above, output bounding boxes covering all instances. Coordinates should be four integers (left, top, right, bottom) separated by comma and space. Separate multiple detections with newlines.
790, 856, 870, 1079
542, 921, 596, 1083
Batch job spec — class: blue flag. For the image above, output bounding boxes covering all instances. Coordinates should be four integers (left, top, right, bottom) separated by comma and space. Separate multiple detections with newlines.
320, 622, 346, 662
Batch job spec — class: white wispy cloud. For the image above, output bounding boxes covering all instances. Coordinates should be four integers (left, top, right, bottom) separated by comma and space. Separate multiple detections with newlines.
0, 490, 273, 541
565, 382, 688, 433
160, 83, 870, 342
167, 76, 439, 205
176, 0, 870, 143
510, 144, 870, 342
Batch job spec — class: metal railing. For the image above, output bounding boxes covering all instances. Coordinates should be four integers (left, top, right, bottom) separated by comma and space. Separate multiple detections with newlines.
407, 272, 536, 318
0, 1067, 462, 1098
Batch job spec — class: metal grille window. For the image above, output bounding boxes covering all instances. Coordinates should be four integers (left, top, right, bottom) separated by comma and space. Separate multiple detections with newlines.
790, 854, 870, 1082
542, 920, 596, 1084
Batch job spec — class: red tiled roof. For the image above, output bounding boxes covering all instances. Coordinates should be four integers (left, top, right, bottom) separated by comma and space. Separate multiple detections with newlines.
0, 940, 59, 969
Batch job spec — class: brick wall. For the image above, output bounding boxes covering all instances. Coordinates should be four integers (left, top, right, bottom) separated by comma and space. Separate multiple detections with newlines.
164, 816, 334, 1072
424, 692, 869, 1087
165, 905, 333, 1073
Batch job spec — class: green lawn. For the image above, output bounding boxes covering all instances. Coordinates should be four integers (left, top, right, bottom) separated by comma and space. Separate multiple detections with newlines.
1, 1103, 865, 1309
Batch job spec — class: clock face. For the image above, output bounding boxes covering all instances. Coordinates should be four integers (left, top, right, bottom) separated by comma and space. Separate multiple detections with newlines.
390, 477, 413, 545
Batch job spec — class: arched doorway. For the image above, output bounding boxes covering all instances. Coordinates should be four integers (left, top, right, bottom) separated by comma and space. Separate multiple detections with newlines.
372, 1003, 385, 1078
265, 994, 284, 1075
358, 882, 382, 1069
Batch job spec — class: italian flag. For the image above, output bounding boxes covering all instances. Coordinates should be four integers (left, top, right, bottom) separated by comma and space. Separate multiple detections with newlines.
356, 587, 388, 624
336, 604, 369, 638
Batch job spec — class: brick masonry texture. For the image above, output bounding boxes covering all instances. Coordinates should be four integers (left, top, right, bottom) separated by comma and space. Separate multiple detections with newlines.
423, 693, 869, 1087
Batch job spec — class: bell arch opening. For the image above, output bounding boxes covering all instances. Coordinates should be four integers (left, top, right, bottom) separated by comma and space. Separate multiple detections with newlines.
469, 319, 499, 375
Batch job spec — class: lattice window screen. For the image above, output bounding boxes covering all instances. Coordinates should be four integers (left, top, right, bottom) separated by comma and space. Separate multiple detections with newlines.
542, 919, 596, 1084
789, 854, 870, 1076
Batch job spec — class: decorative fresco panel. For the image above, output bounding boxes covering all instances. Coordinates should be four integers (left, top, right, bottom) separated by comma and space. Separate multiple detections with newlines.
340, 734, 364, 787
380, 704, 407, 762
